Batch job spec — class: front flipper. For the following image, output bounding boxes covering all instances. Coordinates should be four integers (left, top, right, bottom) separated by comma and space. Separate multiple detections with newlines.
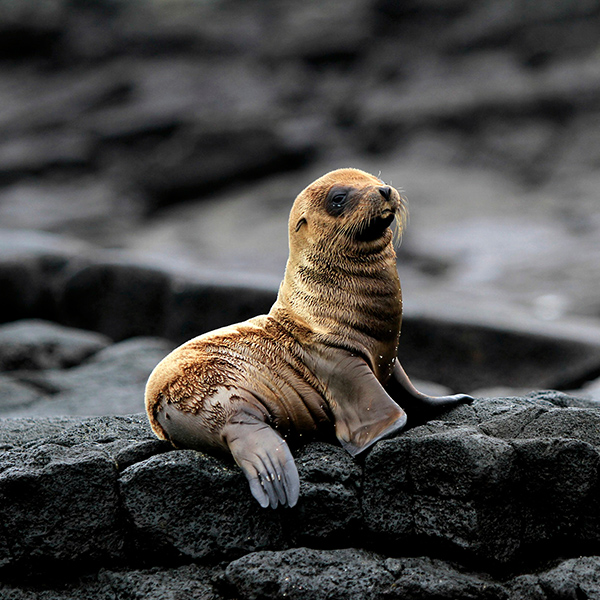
223, 411, 300, 509
320, 352, 407, 457
387, 359, 473, 423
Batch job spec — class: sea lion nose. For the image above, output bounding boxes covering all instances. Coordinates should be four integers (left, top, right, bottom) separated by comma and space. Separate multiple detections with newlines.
378, 186, 392, 201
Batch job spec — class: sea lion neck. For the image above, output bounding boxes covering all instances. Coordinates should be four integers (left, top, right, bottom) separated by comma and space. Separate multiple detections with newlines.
270, 238, 402, 382
269, 167, 406, 381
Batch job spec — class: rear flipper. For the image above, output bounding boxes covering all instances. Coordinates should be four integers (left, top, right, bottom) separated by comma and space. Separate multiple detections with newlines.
223, 411, 300, 509
387, 359, 473, 424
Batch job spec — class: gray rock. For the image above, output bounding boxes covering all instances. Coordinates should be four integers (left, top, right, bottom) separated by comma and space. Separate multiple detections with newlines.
38, 412, 170, 470
259, 0, 371, 62
527, 388, 600, 409
0, 131, 93, 177
0, 415, 83, 449
0, 412, 168, 467
511, 437, 600, 547
0, 563, 223, 600
365, 426, 521, 563
58, 262, 172, 341
164, 279, 276, 344
226, 548, 507, 600
506, 574, 547, 600
283, 441, 362, 547
363, 400, 600, 565
0, 443, 123, 570
383, 556, 508, 600
0, 319, 111, 371
119, 438, 363, 561
38, 411, 154, 442
398, 316, 600, 394
0, 178, 144, 245
5, 337, 173, 417
99, 564, 220, 600
120, 449, 287, 560
517, 407, 600, 448
507, 556, 600, 600
0, 230, 91, 324
136, 122, 315, 208
437, 396, 555, 428
225, 547, 395, 600
537, 556, 600, 600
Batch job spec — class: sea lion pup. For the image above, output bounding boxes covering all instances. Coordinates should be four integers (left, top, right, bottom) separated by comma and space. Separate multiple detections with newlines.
145, 168, 471, 509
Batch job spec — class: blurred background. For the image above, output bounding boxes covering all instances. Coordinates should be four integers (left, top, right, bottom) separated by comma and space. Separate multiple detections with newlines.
1, 0, 600, 410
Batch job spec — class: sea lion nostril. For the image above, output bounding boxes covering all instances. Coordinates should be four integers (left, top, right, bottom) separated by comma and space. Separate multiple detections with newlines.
379, 186, 392, 201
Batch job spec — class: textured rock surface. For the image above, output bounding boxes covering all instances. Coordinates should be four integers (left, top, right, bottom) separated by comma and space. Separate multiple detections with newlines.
0, 0, 599, 597
225, 548, 508, 600
1, 333, 174, 417
364, 396, 600, 565
0, 395, 597, 597
0, 443, 123, 571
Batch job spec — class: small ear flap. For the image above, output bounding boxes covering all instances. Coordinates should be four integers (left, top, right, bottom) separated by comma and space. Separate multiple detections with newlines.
295, 217, 307, 232
320, 352, 407, 456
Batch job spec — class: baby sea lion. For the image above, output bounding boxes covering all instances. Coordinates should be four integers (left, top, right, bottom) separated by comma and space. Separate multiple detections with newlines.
145, 168, 471, 509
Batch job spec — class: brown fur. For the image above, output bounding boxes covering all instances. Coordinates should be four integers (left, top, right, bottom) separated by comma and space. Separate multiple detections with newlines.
271, 167, 407, 382
145, 168, 407, 449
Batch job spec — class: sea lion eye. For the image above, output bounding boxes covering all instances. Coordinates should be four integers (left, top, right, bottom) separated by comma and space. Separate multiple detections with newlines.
331, 192, 347, 207
326, 188, 350, 216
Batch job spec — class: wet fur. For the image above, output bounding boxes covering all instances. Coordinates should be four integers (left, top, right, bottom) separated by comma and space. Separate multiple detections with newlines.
145, 167, 470, 509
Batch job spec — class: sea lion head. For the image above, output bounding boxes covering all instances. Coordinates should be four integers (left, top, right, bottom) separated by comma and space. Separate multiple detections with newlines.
289, 167, 407, 255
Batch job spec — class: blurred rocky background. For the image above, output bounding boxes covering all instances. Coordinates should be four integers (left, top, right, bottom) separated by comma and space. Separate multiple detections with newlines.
1, 0, 599, 316
1, 1, 600, 597
1, 0, 600, 408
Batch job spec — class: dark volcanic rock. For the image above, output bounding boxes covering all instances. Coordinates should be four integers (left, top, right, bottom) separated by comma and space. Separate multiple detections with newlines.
0, 178, 144, 245
5, 337, 173, 417
38, 413, 170, 471
225, 548, 507, 600
363, 397, 600, 565
225, 547, 396, 600
164, 279, 276, 344
137, 122, 315, 207
0, 319, 111, 371
59, 262, 172, 341
0, 231, 89, 324
512, 437, 600, 550
120, 449, 287, 560
283, 442, 362, 547
0, 443, 122, 572
0, 397, 597, 596
535, 556, 600, 600
0, 563, 221, 600
363, 424, 521, 563
99, 564, 220, 600
398, 316, 600, 393
120, 438, 363, 561
0, 415, 84, 449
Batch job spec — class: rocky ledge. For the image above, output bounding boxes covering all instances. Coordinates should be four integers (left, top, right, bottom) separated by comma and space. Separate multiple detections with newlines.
1, 241, 600, 598
0, 390, 599, 599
